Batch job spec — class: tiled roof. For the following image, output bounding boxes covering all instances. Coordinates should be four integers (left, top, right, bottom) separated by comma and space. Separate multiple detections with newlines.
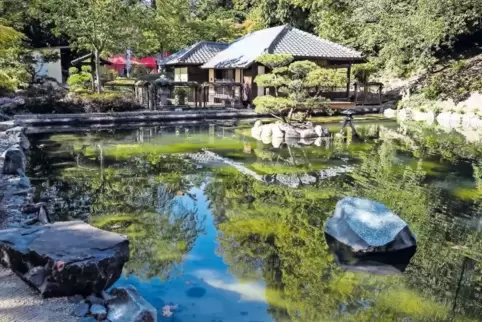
202, 25, 364, 69
201, 26, 286, 69
271, 27, 363, 60
159, 42, 229, 66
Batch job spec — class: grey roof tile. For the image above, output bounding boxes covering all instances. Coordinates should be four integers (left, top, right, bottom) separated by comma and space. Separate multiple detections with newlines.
159, 42, 229, 66
271, 27, 363, 60
202, 25, 363, 69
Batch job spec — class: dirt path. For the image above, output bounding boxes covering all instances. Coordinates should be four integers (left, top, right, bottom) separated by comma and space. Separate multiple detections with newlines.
0, 267, 76, 322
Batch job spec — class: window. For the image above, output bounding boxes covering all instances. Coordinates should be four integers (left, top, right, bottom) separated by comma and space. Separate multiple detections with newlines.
174, 67, 188, 82
214, 69, 234, 81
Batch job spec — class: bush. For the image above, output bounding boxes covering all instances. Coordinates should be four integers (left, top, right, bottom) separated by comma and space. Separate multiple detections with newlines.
17, 89, 143, 114
72, 91, 143, 113
67, 66, 92, 91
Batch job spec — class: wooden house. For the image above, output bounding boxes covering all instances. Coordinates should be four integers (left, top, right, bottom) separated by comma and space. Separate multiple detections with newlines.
160, 25, 366, 107
201, 25, 365, 106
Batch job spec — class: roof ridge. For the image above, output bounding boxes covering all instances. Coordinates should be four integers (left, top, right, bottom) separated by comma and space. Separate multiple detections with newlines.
174, 42, 202, 63
181, 41, 230, 62
198, 41, 229, 45
267, 24, 290, 54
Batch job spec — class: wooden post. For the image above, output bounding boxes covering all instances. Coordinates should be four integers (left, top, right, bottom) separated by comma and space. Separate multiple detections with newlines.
257, 65, 265, 97
194, 86, 198, 108
379, 83, 383, 105
90, 53, 95, 91
346, 64, 352, 99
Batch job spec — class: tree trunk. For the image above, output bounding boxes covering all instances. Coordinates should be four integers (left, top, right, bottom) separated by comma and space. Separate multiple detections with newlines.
94, 48, 102, 94
90, 55, 95, 91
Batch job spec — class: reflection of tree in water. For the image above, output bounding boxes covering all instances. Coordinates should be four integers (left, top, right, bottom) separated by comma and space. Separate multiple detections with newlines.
31, 147, 205, 280
207, 134, 482, 321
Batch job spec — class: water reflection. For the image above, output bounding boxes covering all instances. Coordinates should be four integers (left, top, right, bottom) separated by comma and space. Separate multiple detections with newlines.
26, 120, 482, 321
326, 234, 417, 275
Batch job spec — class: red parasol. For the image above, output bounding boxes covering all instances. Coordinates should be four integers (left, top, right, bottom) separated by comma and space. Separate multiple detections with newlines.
139, 56, 157, 69
108, 56, 140, 66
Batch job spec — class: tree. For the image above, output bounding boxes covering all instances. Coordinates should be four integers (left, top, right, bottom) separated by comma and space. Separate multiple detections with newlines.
253, 54, 344, 123
0, 24, 26, 91
37, 0, 150, 93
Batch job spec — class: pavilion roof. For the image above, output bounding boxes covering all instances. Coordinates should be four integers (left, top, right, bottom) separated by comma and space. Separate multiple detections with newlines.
202, 25, 364, 69
159, 42, 229, 66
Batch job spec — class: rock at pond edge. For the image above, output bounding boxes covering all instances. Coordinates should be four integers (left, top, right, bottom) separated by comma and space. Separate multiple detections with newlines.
107, 285, 157, 322
0, 221, 129, 298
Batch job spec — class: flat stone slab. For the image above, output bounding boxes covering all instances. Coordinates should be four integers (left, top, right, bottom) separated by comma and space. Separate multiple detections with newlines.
0, 221, 129, 297
13, 106, 381, 127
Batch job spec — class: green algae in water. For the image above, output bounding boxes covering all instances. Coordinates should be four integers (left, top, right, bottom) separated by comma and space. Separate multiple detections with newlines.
452, 187, 482, 200
26, 121, 482, 321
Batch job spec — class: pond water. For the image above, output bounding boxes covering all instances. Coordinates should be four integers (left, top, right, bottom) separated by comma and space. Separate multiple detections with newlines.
26, 118, 482, 322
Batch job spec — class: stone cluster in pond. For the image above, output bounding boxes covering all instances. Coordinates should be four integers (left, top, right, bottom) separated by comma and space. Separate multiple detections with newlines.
70, 286, 157, 322
251, 120, 330, 147
0, 221, 129, 298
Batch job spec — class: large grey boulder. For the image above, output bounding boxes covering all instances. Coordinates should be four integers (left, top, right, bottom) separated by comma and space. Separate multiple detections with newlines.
260, 124, 273, 138
314, 125, 329, 137
0, 221, 129, 297
0, 144, 26, 174
107, 285, 157, 322
279, 124, 300, 138
296, 127, 317, 139
6, 127, 30, 150
250, 120, 263, 139
325, 197, 416, 253
271, 122, 285, 139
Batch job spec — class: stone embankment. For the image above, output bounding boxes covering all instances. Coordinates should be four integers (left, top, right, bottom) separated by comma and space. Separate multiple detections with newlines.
0, 125, 157, 321
383, 92, 482, 142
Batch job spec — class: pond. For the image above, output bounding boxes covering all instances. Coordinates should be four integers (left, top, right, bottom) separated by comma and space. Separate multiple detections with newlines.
26, 118, 482, 322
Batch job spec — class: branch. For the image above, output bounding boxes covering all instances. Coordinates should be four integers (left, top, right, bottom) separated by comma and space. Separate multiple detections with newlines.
270, 113, 283, 121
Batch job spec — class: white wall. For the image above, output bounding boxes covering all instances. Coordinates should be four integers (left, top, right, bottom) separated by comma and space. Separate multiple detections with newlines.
33, 48, 63, 84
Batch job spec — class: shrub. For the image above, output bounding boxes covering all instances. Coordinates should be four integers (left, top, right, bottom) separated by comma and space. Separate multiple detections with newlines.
67, 66, 92, 91
253, 54, 335, 123
73, 91, 143, 113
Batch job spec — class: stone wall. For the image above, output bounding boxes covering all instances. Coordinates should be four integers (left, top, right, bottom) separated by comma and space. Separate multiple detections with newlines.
0, 126, 37, 229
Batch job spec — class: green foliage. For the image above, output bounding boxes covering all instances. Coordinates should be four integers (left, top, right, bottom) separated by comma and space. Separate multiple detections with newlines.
253, 95, 294, 113
36, 0, 151, 92
235, 0, 482, 76
352, 62, 377, 83
254, 54, 335, 122
67, 67, 92, 91
73, 91, 142, 113
0, 24, 26, 91
256, 54, 294, 69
